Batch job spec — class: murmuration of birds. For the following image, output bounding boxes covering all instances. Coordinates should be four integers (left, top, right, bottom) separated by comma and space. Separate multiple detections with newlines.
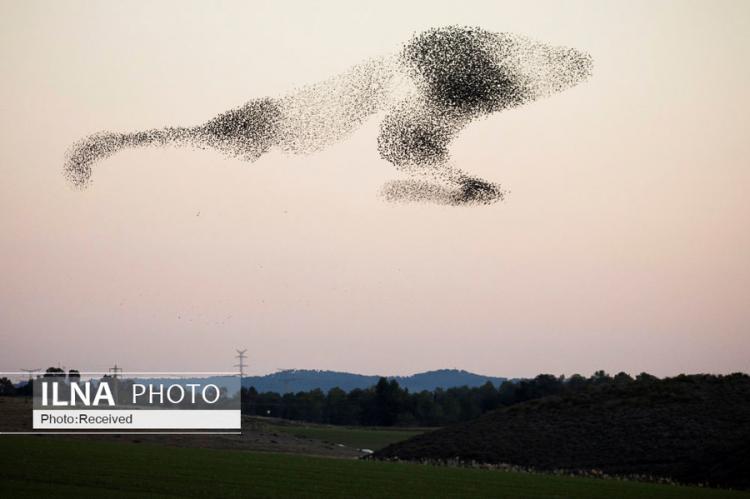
64, 26, 593, 206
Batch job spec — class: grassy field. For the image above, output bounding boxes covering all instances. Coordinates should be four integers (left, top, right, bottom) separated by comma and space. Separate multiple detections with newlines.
1, 436, 748, 498
271, 424, 425, 450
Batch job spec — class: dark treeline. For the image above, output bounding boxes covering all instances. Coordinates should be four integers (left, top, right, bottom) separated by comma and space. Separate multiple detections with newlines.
0, 369, 686, 428
0, 367, 79, 397
241, 370, 654, 427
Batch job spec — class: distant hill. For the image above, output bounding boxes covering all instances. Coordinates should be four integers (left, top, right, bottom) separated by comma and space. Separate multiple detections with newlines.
375, 374, 750, 490
243, 369, 506, 394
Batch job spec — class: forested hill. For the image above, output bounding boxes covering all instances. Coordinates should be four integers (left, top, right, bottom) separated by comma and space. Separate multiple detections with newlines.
243, 369, 506, 394
374, 373, 750, 490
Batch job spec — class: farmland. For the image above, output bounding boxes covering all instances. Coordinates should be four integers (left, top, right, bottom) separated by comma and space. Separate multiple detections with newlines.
1, 436, 748, 498
269, 420, 425, 450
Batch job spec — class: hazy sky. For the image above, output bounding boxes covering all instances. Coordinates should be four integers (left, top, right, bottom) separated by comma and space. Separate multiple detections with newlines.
1, 0, 748, 378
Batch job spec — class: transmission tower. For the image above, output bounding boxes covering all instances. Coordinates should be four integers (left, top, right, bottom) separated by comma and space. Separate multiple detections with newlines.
235, 349, 247, 379
20, 368, 41, 382
108, 363, 123, 379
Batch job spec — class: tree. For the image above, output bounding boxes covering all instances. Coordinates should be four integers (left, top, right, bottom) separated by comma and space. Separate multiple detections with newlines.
532, 374, 564, 398
497, 380, 519, 406
242, 386, 258, 414
373, 378, 405, 426
566, 373, 587, 391
412, 390, 440, 426
43, 367, 65, 378
592, 370, 612, 384
0, 377, 15, 396
16, 380, 33, 397
478, 381, 499, 412
325, 387, 352, 425
636, 372, 658, 383
613, 371, 634, 385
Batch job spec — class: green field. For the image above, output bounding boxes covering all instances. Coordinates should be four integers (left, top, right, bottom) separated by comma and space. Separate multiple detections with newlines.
1, 436, 748, 498
272, 424, 425, 450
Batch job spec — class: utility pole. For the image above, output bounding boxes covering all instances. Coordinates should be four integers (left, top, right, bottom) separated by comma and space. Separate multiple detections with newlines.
235, 349, 247, 380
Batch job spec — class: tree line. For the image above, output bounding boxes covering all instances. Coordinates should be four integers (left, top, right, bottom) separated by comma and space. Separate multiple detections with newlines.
0, 368, 673, 427
0, 367, 81, 396
241, 370, 658, 426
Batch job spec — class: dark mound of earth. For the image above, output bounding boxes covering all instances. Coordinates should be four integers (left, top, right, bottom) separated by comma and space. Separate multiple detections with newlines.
375, 374, 750, 490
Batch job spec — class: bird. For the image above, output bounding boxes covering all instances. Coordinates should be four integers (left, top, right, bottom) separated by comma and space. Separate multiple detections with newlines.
63, 26, 592, 206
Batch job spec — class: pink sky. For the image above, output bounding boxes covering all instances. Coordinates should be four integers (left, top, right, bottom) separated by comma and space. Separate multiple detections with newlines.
1, 0, 748, 378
